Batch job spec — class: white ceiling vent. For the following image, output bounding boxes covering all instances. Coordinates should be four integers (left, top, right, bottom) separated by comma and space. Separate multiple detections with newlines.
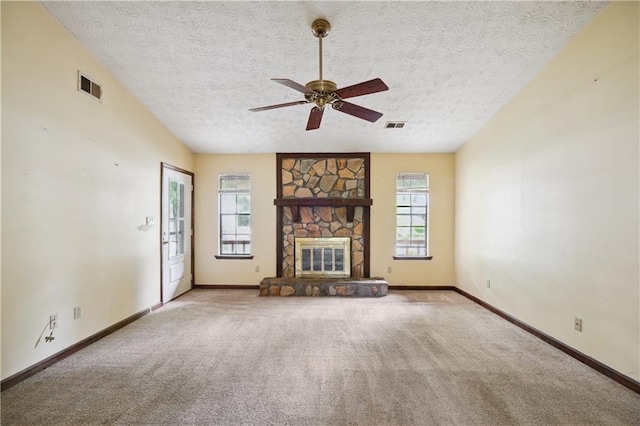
78, 71, 102, 102
385, 121, 406, 129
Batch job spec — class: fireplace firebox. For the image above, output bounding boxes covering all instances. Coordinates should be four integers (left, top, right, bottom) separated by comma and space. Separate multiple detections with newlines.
295, 237, 351, 278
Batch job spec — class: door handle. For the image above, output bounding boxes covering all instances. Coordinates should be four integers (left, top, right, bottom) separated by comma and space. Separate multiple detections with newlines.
162, 240, 169, 245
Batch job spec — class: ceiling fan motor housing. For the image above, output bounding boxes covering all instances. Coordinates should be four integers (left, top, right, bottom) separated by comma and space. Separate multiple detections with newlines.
305, 79, 339, 108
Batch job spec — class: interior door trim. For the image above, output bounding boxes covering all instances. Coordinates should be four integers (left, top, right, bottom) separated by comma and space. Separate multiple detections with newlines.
160, 162, 195, 306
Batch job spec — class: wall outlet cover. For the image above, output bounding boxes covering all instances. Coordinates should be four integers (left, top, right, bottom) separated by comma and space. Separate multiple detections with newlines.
574, 317, 583, 332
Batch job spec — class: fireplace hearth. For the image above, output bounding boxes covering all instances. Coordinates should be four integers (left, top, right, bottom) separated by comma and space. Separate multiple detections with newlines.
260, 277, 388, 297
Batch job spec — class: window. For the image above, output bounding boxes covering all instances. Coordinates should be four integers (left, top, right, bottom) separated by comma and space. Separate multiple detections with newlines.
395, 173, 429, 258
218, 174, 251, 256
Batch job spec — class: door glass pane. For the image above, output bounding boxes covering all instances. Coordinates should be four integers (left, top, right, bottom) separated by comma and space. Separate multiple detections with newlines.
169, 219, 178, 257
179, 183, 185, 219
334, 249, 344, 271
312, 248, 322, 271
323, 248, 333, 271
169, 179, 186, 259
302, 249, 311, 271
178, 219, 185, 255
169, 180, 178, 219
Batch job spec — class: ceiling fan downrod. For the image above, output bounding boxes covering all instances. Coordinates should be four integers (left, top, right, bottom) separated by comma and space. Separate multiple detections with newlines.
312, 18, 330, 81
307, 19, 337, 109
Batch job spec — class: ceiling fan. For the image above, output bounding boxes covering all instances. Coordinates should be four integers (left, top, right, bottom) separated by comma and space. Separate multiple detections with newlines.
249, 19, 389, 131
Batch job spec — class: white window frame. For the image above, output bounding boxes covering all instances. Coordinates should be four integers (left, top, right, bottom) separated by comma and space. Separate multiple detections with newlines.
217, 174, 252, 258
395, 172, 430, 258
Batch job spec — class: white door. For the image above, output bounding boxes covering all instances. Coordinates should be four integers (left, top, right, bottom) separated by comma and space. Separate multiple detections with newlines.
161, 165, 193, 304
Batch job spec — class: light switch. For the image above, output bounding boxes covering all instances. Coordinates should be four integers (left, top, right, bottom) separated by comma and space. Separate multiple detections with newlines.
146, 216, 155, 226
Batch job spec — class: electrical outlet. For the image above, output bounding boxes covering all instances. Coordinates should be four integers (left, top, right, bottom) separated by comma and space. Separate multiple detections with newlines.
255, 266, 260, 273
387, 266, 392, 273
49, 314, 58, 329
74, 306, 82, 319
486, 279, 491, 288
574, 317, 583, 332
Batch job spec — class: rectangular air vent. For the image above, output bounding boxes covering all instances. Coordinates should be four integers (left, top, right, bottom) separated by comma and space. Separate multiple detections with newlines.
78, 71, 102, 101
385, 121, 406, 128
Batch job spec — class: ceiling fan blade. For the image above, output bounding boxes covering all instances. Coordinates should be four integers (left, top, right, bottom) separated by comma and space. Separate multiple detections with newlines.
306, 107, 324, 130
272, 79, 317, 95
333, 101, 383, 123
334, 78, 389, 100
249, 100, 309, 112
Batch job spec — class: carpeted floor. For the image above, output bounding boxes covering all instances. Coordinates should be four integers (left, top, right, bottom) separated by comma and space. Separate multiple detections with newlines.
2, 289, 639, 425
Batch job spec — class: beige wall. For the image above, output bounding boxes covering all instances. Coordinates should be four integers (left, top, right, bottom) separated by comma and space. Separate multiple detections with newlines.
370, 154, 456, 285
455, 2, 639, 380
1, 2, 194, 380
194, 154, 277, 284
194, 153, 456, 286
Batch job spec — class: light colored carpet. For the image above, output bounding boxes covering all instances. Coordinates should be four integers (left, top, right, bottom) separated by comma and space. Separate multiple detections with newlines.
2, 289, 639, 425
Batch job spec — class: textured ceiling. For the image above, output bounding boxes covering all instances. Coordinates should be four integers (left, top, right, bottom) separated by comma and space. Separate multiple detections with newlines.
42, 1, 608, 154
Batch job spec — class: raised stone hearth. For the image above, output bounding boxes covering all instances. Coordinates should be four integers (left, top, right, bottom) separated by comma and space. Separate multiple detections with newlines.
260, 277, 388, 297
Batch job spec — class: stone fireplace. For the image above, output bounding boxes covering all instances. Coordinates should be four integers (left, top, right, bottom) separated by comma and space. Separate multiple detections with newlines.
260, 153, 388, 297
277, 153, 370, 279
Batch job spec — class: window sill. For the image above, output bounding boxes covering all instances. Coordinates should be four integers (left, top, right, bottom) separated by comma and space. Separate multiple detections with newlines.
393, 256, 433, 260
215, 255, 254, 260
